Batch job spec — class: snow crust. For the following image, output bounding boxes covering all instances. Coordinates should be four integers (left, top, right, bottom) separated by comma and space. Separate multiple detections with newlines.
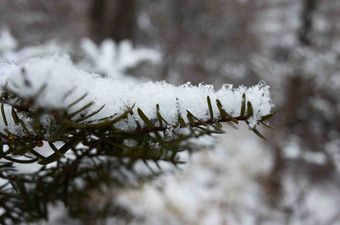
0, 55, 272, 135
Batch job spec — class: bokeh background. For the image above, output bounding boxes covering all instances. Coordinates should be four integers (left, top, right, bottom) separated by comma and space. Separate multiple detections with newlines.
1, 0, 340, 224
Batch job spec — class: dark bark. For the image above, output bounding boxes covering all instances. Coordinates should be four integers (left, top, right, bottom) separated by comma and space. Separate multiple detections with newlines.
90, 0, 107, 43
268, 0, 320, 207
111, 0, 137, 43
89, 0, 137, 44
298, 0, 319, 46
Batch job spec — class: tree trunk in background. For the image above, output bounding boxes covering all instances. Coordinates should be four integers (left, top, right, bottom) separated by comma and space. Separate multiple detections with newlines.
268, 0, 319, 207
298, 0, 319, 46
111, 0, 137, 44
90, 0, 137, 44
90, 0, 107, 43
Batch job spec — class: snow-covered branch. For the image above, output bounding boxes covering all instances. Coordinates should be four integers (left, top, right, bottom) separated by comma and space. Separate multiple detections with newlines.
0, 55, 273, 133
0, 54, 274, 167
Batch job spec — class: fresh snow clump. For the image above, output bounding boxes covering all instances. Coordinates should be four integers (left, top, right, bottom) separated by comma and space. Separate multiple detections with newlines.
0, 55, 273, 135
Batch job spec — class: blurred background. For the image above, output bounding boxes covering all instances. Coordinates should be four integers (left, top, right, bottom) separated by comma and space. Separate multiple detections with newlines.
1, 0, 340, 224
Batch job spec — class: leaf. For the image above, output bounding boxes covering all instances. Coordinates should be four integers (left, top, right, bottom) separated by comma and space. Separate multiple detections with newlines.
214, 121, 223, 128
15, 179, 33, 210
216, 99, 238, 124
55, 115, 85, 129
226, 121, 238, 129
156, 104, 163, 127
49, 118, 54, 137
246, 120, 266, 140
97, 135, 136, 149
207, 96, 214, 121
247, 101, 253, 117
261, 109, 278, 121
216, 99, 227, 118
58, 105, 134, 130
66, 102, 94, 119
251, 127, 267, 140
156, 104, 169, 127
67, 93, 88, 109
240, 93, 246, 117
154, 160, 162, 170
11, 107, 20, 125
0, 131, 8, 140
63, 172, 70, 207
1, 103, 8, 126
75, 104, 105, 122
94, 113, 117, 122
260, 121, 273, 129
187, 110, 207, 126
1, 155, 38, 164
0, 162, 13, 168
130, 109, 142, 130
88, 106, 133, 128
39, 136, 83, 165
48, 142, 63, 157
186, 112, 195, 126
196, 126, 225, 134
19, 120, 32, 138
28, 149, 46, 159
178, 116, 186, 128
137, 108, 154, 128
12, 145, 31, 155
31, 125, 44, 139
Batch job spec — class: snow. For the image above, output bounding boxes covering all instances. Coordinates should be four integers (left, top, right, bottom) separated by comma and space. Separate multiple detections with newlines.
282, 176, 340, 225
0, 27, 17, 52
79, 38, 161, 78
223, 62, 247, 80
326, 139, 340, 173
256, 1, 301, 48
0, 55, 273, 137
0, 207, 4, 216
1, 41, 66, 63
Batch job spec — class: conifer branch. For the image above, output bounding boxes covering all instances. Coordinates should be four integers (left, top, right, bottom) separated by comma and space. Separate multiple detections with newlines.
0, 57, 275, 224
